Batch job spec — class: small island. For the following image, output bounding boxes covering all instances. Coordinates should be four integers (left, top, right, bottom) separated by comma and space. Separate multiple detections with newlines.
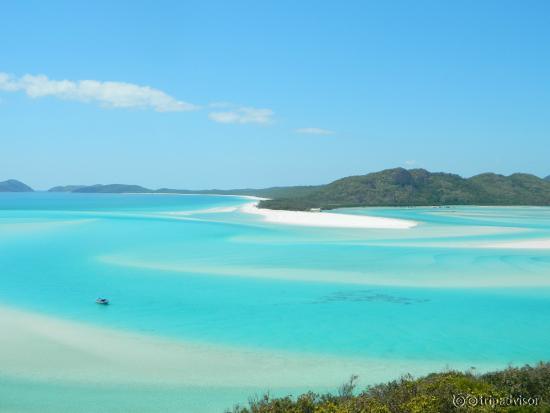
0, 179, 33, 192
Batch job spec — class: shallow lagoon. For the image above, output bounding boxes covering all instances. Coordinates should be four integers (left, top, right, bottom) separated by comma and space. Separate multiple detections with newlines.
1, 193, 550, 412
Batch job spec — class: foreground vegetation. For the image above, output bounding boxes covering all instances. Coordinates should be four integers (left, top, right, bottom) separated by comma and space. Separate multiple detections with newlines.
227, 363, 550, 413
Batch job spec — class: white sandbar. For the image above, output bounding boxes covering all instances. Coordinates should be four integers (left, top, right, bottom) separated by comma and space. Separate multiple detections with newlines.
0, 305, 493, 388
241, 202, 417, 229
482, 238, 550, 249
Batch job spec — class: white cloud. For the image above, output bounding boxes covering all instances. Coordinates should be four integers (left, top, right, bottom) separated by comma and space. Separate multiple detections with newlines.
404, 160, 417, 166
295, 127, 334, 135
0, 73, 278, 124
0, 72, 197, 112
209, 107, 274, 124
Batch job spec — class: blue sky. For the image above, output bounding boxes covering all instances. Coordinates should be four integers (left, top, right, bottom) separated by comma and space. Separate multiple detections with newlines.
1, 0, 549, 189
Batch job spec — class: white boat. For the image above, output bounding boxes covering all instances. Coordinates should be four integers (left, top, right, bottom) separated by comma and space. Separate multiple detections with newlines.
95, 298, 109, 305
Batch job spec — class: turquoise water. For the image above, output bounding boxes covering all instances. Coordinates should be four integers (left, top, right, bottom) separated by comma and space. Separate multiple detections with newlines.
1, 193, 550, 412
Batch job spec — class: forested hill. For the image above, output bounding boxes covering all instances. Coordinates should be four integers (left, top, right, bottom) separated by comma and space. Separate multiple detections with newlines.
259, 168, 550, 210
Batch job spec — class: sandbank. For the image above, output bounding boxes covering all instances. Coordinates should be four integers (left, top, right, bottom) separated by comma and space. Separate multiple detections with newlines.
481, 238, 550, 250
0, 305, 497, 388
240, 203, 417, 229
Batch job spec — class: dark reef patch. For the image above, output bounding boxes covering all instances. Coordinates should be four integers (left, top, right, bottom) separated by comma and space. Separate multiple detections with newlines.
313, 289, 429, 305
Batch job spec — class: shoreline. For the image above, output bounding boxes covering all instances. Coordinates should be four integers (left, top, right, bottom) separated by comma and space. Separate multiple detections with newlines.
240, 202, 417, 229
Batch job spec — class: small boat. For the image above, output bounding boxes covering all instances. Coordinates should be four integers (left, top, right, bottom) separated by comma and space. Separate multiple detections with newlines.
95, 298, 109, 305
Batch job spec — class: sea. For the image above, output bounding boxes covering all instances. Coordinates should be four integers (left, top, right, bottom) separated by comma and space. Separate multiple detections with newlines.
1, 193, 549, 412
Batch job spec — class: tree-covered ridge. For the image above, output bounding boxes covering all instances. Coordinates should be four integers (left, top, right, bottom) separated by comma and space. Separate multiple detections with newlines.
227, 362, 550, 413
259, 168, 550, 210
0, 179, 33, 192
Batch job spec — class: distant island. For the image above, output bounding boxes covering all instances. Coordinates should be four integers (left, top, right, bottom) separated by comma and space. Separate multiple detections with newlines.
47, 183, 321, 199
50, 184, 152, 193
0, 179, 33, 192
3, 168, 550, 210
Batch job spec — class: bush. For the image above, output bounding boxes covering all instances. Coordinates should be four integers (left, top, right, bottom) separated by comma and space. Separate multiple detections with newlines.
226, 363, 550, 413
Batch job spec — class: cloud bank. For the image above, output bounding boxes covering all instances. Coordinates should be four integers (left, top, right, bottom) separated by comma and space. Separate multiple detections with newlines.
0, 72, 197, 112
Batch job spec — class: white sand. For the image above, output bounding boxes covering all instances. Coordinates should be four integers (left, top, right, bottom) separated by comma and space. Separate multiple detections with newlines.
100, 255, 550, 288
166, 206, 239, 215
241, 203, 417, 229
0, 305, 494, 388
481, 238, 550, 249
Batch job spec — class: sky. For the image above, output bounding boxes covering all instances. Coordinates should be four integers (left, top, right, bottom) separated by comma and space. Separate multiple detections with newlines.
1, 0, 549, 190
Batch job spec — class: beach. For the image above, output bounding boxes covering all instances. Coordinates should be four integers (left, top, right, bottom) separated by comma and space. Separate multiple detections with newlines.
240, 202, 417, 229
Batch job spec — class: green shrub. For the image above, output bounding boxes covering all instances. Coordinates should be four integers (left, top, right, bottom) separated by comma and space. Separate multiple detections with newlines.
226, 363, 550, 413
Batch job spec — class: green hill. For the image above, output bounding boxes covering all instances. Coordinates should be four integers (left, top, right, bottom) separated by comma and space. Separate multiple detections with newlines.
545, 175, 550, 181
0, 179, 33, 192
259, 168, 550, 210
